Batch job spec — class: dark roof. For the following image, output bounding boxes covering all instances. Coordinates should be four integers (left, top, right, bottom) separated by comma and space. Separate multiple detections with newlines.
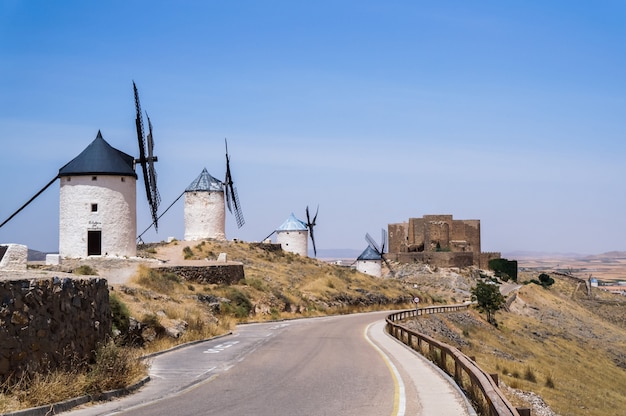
357, 245, 382, 261
58, 131, 137, 178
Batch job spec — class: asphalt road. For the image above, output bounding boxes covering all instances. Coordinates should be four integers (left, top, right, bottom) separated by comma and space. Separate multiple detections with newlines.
64, 311, 473, 416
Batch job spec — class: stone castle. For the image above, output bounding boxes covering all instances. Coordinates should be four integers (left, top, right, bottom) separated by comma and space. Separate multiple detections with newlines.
388, 214, 500, 269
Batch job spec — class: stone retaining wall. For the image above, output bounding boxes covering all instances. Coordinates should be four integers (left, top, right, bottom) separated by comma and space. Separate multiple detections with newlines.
157, 264, 245, 285
0, 277, 111, 381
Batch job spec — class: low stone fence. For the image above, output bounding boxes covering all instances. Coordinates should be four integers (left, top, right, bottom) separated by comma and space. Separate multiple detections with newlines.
386, 306, 528, 416
0, 277, 111, 382
156, 264, 245, 285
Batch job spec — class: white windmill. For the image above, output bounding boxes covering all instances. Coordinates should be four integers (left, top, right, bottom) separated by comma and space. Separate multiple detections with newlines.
356, 230, 394, 277
271, 207, 318, 258
0, 82, 160, 259
182, 139, 244, 241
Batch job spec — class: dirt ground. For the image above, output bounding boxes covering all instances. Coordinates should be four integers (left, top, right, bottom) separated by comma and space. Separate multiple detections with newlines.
515, 252, 626, 282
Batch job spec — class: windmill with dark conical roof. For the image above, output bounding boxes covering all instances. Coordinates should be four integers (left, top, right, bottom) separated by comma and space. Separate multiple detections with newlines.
0, 82, 161, 259
357, 229, 394, 277
58, 131, 139, 257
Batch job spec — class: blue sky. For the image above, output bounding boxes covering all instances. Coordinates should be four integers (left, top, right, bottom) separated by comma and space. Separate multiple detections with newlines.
1, 1, 625, 255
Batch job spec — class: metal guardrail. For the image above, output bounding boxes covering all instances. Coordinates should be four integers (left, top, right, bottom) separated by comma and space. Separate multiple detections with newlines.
386, 305, 524, 416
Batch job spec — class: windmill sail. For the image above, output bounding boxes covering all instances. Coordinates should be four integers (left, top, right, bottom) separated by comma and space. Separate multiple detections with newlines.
133, 82, 160, 231
306, 205, 319, 257
224, 139, 244, 228
365, 230, 394, 275
0, 175, 59, 229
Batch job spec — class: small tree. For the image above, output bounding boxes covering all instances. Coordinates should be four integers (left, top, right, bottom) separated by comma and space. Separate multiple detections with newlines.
530, 273, 555, 288
471, 280, 505, 325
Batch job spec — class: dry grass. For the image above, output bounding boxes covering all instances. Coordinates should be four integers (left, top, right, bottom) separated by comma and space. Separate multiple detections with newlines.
0, 341, 146, 414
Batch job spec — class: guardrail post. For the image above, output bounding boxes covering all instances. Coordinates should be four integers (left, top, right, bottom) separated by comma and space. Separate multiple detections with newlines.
454, 361, 463, 388
516, 408, 531, 416
490, 373, 499, 386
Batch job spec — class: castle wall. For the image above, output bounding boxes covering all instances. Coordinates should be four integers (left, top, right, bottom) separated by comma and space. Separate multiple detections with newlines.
59, 175, 136, 258
393, 252, 475, 268
388, 214, 490, 268
388, 222, 408, 254
0, 277, 111, 382
184, 191, 226, 241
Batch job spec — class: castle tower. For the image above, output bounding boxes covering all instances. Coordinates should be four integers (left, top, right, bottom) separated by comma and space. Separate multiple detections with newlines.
184, 168, 226, 241
356, 245, 382, 277
275, 213, 308, 257
58, 131, 137, 258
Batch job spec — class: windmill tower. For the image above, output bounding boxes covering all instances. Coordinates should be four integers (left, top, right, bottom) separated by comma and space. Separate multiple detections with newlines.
275, 213, 309, 257
182, 139, 244, 241
184, 168, 226, 241
358, 229, 394, 277
59, 131, 138, 258
356, 245, 382, 277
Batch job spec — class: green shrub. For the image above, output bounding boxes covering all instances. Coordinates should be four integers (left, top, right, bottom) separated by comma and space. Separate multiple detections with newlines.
135, 268, 181, 293
222, 288, 252, 318
488, 258, 518, 281
183, 246, 194, 259
73, 265, 98, 276
244, 278, 267, 291
109, 293, 130, 334
529, 273, 555, 288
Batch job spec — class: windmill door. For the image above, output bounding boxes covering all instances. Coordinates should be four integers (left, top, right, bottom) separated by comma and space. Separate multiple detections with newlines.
87, 230, 102, 256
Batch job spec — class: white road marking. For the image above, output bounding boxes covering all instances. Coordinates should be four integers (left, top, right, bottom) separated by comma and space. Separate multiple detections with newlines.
195, 366, 217, 379
365, 322, 406, 416
268, 323, 290, 330
203, 341, 240, 354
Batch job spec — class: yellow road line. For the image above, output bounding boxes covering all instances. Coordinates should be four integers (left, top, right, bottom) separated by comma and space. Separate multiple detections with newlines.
365, 322, 406, 416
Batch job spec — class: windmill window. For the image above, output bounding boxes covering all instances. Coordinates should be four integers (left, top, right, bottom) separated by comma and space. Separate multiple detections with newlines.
121, 177, 125, 182
92, 176, 97, 181
67, 177, 71, 182
91, 204, 98, 212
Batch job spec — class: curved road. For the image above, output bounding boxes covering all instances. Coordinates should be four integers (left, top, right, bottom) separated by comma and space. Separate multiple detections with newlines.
65, 312, 473, 416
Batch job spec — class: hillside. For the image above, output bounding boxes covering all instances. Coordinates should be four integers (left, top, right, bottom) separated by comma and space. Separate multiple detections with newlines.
106, 239, 482, 350
403, 273, 626, 416
8, 240, 626, 415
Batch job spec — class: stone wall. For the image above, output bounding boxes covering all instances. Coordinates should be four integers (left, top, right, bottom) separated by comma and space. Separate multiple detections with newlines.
157, 264, 245, 285
0, 277, 111, 382
392, 252, 475, 268
388, 214, 491, 268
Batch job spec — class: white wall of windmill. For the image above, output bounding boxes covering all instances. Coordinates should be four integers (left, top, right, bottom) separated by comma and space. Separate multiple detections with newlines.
184, 191, 226, 241
356, 259, 382, 277
59, 175, 136, 258
276, 230, 308, 257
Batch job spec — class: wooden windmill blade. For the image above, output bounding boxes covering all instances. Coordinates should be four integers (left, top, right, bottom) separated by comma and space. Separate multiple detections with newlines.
365, 232, 382, 254
365, 231, 395, 276
133, 81, 160, 231
381, 228, 388, 254
145, 113, 161, 212
224, 138, 245, 228
0, 175, 59, 229
306, 205, 319, 257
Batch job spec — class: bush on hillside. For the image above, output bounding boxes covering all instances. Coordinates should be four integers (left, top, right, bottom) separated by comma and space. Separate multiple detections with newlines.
489, 258, 518, 281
